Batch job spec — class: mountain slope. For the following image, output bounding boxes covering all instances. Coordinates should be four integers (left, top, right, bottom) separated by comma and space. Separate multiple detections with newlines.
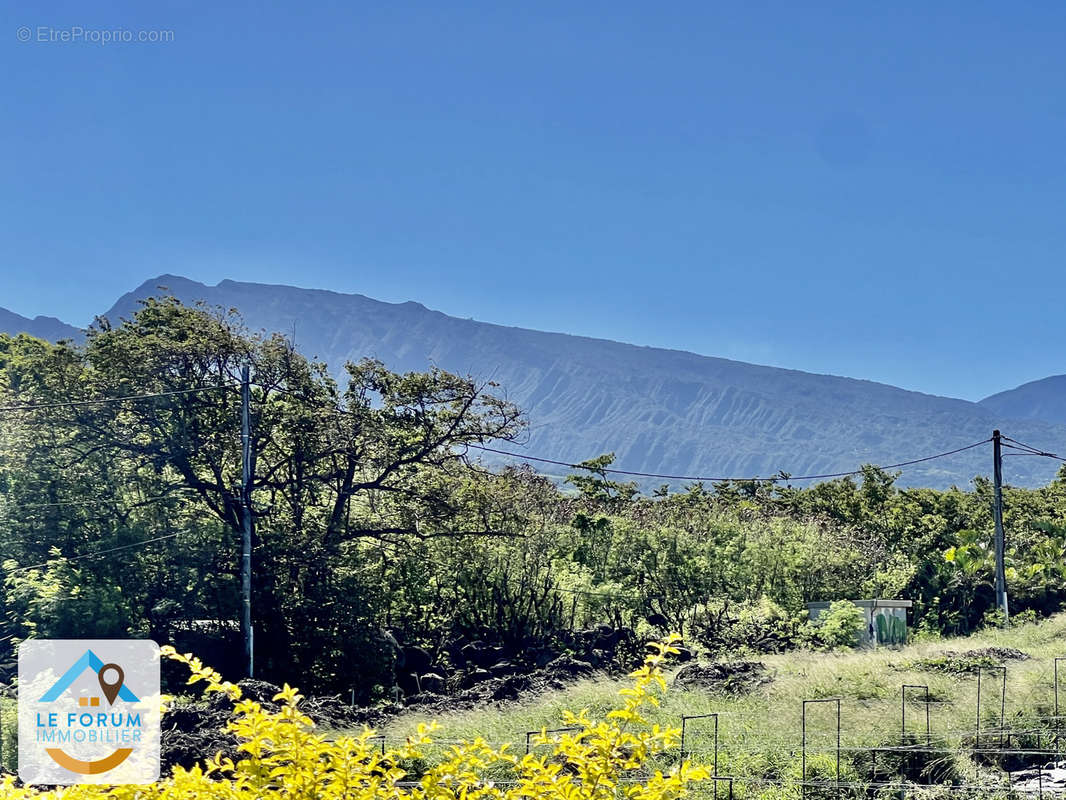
980, 376, 1066, 428
0, 307, 81, 342
94, 275, 1066, 489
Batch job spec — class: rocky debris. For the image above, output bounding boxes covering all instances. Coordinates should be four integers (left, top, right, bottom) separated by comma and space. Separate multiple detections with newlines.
402, 625, 640, 705
340, 702, 405, 729
403, 646, 433, 675
418, 672, 446, 694
490, 660, 521, 677
160, 702, 235, 772
225, 678, 281, 706
1012, 761, 1066, 792
460, 668, 492, 688
484, 674, 538, 702
459, 641, 506, 669
405, 671, 567, 714
396, 649, 624, 716
161, 643, 614, 773
528, 646, 560, 668
673, 661, 770, 695
909, 647, 1030, 674
572, 624, 635, 659
544, 655, 595, 678
161, 678, 396, 773
161, 624, 657, 775
671, 646, 695, 663
404, 690, 446, 705
161, 726, 234, 773
966, 647, 1030, 662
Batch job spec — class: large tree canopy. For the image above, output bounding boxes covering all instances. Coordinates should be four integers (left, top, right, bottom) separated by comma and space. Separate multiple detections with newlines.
0, 298, 525, 691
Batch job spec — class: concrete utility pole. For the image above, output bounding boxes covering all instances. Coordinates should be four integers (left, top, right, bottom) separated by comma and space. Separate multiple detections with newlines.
992, 430, 1009, 626
241, 365, 254, 676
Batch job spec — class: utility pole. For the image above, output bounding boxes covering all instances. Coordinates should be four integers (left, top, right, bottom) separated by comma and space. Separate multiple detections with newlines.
241, 365, 254, 677
992, 430, 1009, 626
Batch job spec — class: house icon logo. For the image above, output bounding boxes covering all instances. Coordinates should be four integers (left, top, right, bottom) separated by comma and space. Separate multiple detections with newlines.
18, 640, 160, 785
38, 649, 140, 774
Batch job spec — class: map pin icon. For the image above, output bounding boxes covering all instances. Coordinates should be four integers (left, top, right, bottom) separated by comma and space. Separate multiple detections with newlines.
98, 663, 125, 705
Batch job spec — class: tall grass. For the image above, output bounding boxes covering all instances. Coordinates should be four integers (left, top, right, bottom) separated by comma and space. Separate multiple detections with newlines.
364, 614, 1066, 785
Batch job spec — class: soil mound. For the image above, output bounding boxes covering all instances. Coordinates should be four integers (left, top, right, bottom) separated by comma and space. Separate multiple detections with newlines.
908, 647, 1030, 674
673, 661, 770, 694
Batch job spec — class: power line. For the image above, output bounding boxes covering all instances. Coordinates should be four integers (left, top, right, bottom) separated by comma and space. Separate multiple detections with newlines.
0, 384, 233, 413
3, 377, 1052, 486
0, 488, 200, 512
248, 381, 1000, 484
4, 530, 190, 574
467, 438, 993, 484
0, 493, 206, 537
1002, 436, 1066, 463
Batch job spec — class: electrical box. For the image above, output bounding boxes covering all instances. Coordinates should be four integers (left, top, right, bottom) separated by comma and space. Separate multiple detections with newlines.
805, 599, 912, 647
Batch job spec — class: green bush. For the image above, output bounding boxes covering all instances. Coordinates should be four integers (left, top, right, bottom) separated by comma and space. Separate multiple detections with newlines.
981, 606, 1037, 629
692, 597, 808, 655
813, 600, 865, 650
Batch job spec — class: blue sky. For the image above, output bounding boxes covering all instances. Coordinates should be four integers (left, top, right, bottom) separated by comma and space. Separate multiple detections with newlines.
2, 1, 1064, 401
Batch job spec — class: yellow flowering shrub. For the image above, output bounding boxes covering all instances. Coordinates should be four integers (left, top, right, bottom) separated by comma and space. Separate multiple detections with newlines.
1, 636, 709, 800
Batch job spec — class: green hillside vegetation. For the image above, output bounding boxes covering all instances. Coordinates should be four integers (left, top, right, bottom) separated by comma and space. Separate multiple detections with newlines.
371, 616, 1066, 795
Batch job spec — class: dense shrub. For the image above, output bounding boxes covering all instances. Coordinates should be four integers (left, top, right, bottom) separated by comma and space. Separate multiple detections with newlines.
691, 597, 808, 655
811, 601, 866, 650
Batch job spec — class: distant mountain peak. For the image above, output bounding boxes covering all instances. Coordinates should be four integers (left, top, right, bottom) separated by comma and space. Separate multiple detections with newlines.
979, 375, 1066, 427
0, 307, 81, 342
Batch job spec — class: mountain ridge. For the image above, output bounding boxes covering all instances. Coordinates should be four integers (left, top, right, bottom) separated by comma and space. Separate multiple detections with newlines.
3, 274, 1065, 488
979, 376, 1066, 428
108, 276, 987, 402
0, 307, 81, 342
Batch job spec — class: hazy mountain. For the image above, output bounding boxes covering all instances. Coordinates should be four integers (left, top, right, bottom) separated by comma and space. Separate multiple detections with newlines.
96, 275, 1065, 489
980, 376, 1066, 428
0, 307, 81, 342
2, 275, 1064, 488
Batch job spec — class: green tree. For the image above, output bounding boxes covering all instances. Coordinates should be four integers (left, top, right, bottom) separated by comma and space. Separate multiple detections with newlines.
0, 299, 526, 694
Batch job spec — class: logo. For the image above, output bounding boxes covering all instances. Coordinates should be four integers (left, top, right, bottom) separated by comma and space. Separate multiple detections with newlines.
18, 640, 160, 784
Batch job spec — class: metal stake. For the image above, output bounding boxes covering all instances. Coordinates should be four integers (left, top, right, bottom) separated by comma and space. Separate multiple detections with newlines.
681, 713, 719, 798
902, 684, 931, 746
976, 666, 1007, 750
802, 698, 841, 800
